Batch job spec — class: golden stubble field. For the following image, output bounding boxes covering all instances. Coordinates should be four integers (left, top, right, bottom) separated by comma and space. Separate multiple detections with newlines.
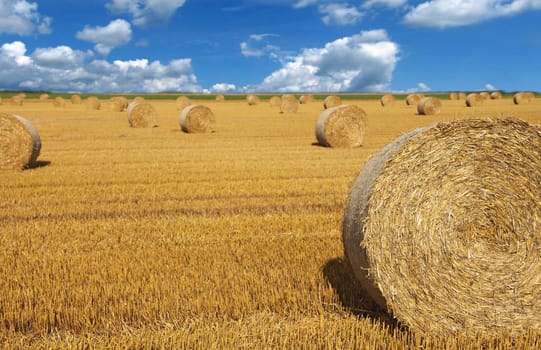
1, 96, 541, 348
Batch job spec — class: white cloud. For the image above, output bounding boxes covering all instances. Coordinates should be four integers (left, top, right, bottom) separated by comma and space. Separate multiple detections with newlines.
0, 0, 51, 35
319, 3, 363, 25
293, 0, 319, 8
485, 83, 497, 91
248, 29, 399, 92
76, 19, 132, 55
32, 46, 90, 68
404, 0, 541, 28
240, 34, 281, 58
106, 0, 187, 27
211, 83, 237, 93
0, 40, 201, 93
363, 0, 407, 8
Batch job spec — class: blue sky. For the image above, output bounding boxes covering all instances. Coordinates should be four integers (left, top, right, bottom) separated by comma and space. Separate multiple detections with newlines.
0, 0, 540, 93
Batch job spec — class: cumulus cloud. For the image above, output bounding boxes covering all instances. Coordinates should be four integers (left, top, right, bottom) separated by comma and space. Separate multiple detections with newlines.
248, 29, 399, 92
0, 40, 201, 93
106, 0, 187, 27
240, 34, 280, 59
404, 0, 541, 28
319, 3, 363, 25
0, 0, 51, 35
485, 83, 497, 91
211, 83, 237, 93
76, 19, 132, 55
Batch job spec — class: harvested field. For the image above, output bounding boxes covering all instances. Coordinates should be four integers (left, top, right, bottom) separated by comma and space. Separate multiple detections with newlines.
1, 94, 541, 347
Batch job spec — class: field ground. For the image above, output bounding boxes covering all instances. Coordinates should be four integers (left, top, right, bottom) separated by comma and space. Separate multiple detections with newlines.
1, 96, 541, 348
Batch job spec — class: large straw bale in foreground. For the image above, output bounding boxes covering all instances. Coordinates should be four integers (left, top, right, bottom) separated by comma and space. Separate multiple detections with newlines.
0, 113, 41, 170
315, 105, 366, 148
343, 117, 541, 335
380, 94, 395, 107
417, 97, 441, 115
127, 101, 158, 128
406, 94, 423, 106
247, 94, 260, 106
466, 93, 483, 107
280, 94, 299, 113
514, 92, 535, 105
179, 105, 215, 133
323, 95, 341, 109
176, 96, 191, 111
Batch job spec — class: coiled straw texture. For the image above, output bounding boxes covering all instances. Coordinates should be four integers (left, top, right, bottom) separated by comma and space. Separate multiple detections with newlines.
179, 105, 215, 133
315, 105, 366, 148
127, 101, 158, 128
0, 113, 41, 170
343, 117, 541, 335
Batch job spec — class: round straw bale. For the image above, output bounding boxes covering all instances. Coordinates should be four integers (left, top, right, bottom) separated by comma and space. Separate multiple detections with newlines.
176, 96, 191, 111
269, 96, 281, 107
247, 94, 260, 106
417, 97, 441, 115
10, 95, 23, 106
179, 105, 215, 133
466, 93, 483, 107
343, 117, 541, 335
299, 95, 316, 104
406, 93, 424, 106
315, 105, 366, 148
380, 94, 395, 107
133, 96, 145, 103
280, 94, 299, 113
449, 92, 459, 100
490, 91, 503, 100
0, 113, 41, 170
215, 94, 225, 102
39, 93, 49, 101
323, 95, 342, 109
110, 96, 129, 112
127, 101, 158, 128
480, 91, 490, 100
71, 95, 82, 104
458, 92, 467, 100
513, 92, 535, 105
86, 96, 101, 110
52, 97, 66, 108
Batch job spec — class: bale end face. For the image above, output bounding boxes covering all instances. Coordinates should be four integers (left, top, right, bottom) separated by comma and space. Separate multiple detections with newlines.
315, 104, 366, 148
417, 97, 441, 115
344, 117, 541, 335
280, 95, 299, 113
127, 102, 158, 128
0, 113, 41, 170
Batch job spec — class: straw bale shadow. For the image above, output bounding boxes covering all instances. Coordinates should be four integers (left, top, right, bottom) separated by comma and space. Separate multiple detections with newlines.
322, 257, 396, 327
33, 160, 51, 168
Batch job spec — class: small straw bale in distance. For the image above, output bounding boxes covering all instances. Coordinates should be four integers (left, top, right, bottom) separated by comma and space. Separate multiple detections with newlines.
215, 94, 225, 102
299, 95, 316, 104
343, 117, 541, 335
315, 104, 366, 148
0, 112, 41, 170
127, 101, 158, 128
53, 96, 66, 108
417, 97, 441, 115
109, 96, 129, 112
179, 105, 215, 133
280, 94, 299, 113
269, 96, 281, 107
71, 95, 82, 104
458, 92, 467, 100
480, 91, 490, 100
133, 96, 145, 103
39, 93, 49, 101
406, 93, 424, 106
466, 93, 483, 107
380, 94, 395, 107
247, 94, 260, 106
10, 95, 23, 106
176, 95, 191, 111
86, 96, 101, 110
490, 91, 503, 100
449, 92, 459, 100
513, 92, 536, 105
323, 95, 342, 109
